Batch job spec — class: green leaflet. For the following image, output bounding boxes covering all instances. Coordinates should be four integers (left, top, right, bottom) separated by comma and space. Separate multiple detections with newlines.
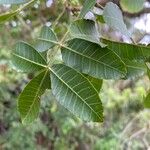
0, 0, 29, 4
50, 64, 103, 122
70, 19, 105, 47
101, 38, 150, 61
120, 0, 145, 13
79, 0, 96, 18
103, 2, 131, 38
36, 26, 58, 52
12, 42, 47, 73
18, 69, 51, 124
61, 39, 126, 79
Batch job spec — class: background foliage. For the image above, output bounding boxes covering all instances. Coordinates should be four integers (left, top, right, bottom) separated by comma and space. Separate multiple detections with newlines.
0, 0, 150, 149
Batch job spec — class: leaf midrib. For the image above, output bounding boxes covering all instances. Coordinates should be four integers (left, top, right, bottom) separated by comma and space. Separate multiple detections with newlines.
13, 53, 47, 68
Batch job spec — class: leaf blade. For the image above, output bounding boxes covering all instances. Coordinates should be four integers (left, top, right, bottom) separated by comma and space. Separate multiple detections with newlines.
11, 42, 47, 73
62, 39, 126, 79
18, 69, 51, 124
103, 2, 131, 37
50, 64, 103, 122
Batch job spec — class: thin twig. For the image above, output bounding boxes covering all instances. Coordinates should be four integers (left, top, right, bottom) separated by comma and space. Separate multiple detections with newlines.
96, 3, 104, 10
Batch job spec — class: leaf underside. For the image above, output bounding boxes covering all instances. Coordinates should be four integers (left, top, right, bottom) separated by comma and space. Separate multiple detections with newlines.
50, 64, 103, 122
103, 2, 131, 37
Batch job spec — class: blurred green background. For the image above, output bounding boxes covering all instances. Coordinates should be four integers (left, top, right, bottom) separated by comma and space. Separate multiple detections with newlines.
0, 0, 150, 149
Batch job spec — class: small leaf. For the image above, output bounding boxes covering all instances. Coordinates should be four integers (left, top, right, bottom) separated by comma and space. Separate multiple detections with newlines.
79, 0, 96, 18
61, 39, 126, 79
101, 38, 150, 61
0, 0, 29, 4
144, 92, 150, 108
50, 64, 103, 122
12, 42, 47, 73
18, 69, 51, 124
36, 26, 58, 52
70, 19, 104, 47
103, 2, 131, 37
120, 0, 145, 13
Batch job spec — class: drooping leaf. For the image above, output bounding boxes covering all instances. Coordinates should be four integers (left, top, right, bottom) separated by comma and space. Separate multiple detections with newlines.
103, 2, 131, 37
12, 42, 47, 72
18, 69, 51, 124
144, 92, 150, 108
70, 19, 104, 47
101, 38, 150, 61
50, 64, 103, 122
79, 0, 96, 18
120, 0, 145, 13
0, 0, 29, 4
124, 59, 147, 78
36, 26, 58, 52
61, 39, 126, 79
